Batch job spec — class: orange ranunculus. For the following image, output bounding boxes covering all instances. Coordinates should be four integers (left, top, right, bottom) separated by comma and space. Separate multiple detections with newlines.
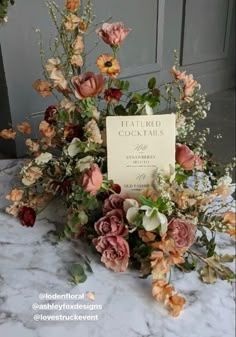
6, 189, 24, 202
138, 230, 156, 243
32, 79, 52, 97
96, 54, 120, 78
96, 22, 131, 47
71, 72, 106, 99
152, 279, 174, 302
165, 294, 186, 317
17, 122, 32, 134
65, 0, 80, 12
0, 128, 16, 139
65, 13, 80, 31
150, 251, 170, 277
84, 119, 103, 144
39, 121, 56, 139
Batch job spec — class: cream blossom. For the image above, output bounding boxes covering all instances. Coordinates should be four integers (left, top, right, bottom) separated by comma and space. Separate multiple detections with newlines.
45, 58, 61, 76
22, 166, 43, 186
65, 13, 80, 31
35, 152, 53, 165
25, 139, 40, 153
60, 98, 76, 113
84, 119, 103, 144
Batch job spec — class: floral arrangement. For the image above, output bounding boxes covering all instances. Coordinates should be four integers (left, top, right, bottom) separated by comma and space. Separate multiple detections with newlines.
1, 0, 235, 317
0, 0, 14, 24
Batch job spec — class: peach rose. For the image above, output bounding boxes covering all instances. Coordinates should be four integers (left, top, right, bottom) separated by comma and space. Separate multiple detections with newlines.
17, 122, 32, 134
167, 218, 196, 250
32, 79, 52, 97
96, 22, 131, 47
22, 166, 43, 186
103, 194, 125, 214
65, 13, 80, 31
70, 54, 83, 67
25, 139, 40, 153
6, 188, 24, 202
93, 235, 130, 272
81, 163, 103, 195
39, 121, 56, 139
176, 143, 203, 170
65, 0, 80, 12
0, 128, 16, 139
94, 209, 128, 237
71, 72, 106, 99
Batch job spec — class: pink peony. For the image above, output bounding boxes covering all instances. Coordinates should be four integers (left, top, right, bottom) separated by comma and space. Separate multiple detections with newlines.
95, 209, 128, 237
103, 194, 125, 214
71, 72, 106, 99
176, 143, 203, 171
81, 163, 103, 195
93, 235, 130, 272
167, 218, 196, 250
96, 22, 131, 47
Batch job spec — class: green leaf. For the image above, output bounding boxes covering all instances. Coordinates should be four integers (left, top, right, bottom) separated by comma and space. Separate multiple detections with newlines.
114, 104, 128, 116
148, 77, 156, 90
69, 264, 87, 284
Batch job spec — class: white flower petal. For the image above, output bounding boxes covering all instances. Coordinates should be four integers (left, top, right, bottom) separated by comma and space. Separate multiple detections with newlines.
123, 199, 139, 213
126, 207, 139, 224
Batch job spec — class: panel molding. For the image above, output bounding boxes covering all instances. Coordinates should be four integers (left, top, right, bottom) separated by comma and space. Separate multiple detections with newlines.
120, 0, 165, 79
180, 0, 234, 67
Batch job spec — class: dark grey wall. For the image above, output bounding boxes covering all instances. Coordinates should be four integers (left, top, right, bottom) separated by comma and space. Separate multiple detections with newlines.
0, 0, 235, 156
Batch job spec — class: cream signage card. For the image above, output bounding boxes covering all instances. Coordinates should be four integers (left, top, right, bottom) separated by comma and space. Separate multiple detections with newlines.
106, 114, 176, 193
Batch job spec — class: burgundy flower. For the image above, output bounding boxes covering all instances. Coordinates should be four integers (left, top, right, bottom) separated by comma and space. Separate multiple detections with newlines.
50, 179, 72, 195
95, 209, 128, 237
104, 88, 122, 104
103, 194, 125, 214
167, 218, 196, 250
44, 105, 58, 124
93, 235, 130, 272
64, 124, 84, 142
176, 143, 203, 171
18, 206, 36, 227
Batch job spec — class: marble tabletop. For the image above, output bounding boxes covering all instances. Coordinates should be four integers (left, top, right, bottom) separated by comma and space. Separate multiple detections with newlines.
0, 159, 235, 337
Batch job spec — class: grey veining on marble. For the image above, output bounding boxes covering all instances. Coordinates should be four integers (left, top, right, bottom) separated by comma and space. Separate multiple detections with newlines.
0, 159, 235, 337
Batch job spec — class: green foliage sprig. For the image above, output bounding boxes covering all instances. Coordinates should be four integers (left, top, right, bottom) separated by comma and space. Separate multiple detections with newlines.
0, 0, 14, 24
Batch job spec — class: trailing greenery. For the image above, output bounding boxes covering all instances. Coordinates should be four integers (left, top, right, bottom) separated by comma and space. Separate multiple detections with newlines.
0, 0, 14, 24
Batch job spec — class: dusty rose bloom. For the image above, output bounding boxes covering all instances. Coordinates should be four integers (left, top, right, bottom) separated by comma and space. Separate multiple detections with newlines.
65, 13, 80, 31
17, 122, 32, 134
0, 128, 16, 139
6, 189, 24, 202
103, 194, 124, 214
167, 218, 196, 250
81, 163, 103, 195
96, 22, 131, 47
93, 235, 130, 272
71, 72, 106, 99
84, 119, 103, 144
182, 74, 198, 102
25, 139, 40, 153
39, 121, 56, 139
95, 209, 128, 237
32, 79, 52, 97
170, 66, 187, 81
22, 166, 43, 186
65, 0, 80, 12
176, 143, 202, 171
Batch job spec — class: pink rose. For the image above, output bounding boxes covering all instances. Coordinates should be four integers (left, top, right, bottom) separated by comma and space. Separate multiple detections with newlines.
71, 72, 106, 99
96, 22, 131, 47
95, 209, 128, 237
93, 235, 130, 272
167, 218, 196, 250
176, 143, 203, 171
81, 163, 103, 195
103, 194, 125, 214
